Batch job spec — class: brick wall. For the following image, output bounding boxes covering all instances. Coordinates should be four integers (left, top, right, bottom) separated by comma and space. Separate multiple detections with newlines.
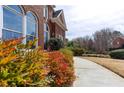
21, 5, 66, 49
55, 24, 65, 40
112, 37, 124, 48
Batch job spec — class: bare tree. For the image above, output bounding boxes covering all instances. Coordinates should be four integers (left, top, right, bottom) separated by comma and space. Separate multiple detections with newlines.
69, 28, 123, 54
72, 36, 94, 51
93, 28, 123, 53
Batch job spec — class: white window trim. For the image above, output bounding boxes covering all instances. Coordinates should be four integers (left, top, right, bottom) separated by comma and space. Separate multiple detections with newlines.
0, 5, 3, 39
43, 6, 46, 17
59, 35, 63, 41
3, 28, 23, 34
43, 6, 48, 19
36, 23, 38, 47
44, 23, 50, 40
22, 15, 26, 44
46, 6, 48, 19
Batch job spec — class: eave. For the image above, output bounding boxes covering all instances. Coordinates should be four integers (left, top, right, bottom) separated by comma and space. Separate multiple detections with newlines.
51, 18, 68, 31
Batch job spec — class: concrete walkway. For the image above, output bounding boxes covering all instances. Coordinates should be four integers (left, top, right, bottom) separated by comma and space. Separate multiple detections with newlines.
73, 57, 124, 87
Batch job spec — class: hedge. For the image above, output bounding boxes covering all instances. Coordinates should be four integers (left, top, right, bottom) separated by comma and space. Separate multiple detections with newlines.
72, 48, 84, 56
109, 49, 124, 59
82, 54, 110, 58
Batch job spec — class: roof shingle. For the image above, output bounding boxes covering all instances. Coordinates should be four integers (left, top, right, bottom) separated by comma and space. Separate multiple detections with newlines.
53, 10, 62, 17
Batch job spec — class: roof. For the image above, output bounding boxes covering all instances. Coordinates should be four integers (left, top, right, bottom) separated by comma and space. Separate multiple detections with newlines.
53, 10, 62, 17
112, 36, 124, 43
120, 36, 124, 40
51, 9, 67, 31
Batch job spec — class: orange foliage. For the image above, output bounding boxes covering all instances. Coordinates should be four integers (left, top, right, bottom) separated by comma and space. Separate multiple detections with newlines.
0, 37, 23, 65
48, 51, 75, 86
0, 38, 75, 87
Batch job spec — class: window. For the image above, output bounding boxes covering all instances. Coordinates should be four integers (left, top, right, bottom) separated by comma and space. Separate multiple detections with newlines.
2, 5, 23, 40
59, 35, 63, 41
43, 6, 48, 19
44, 23, 49, 49
117, 41, 120, 45
26, 12, 37, 43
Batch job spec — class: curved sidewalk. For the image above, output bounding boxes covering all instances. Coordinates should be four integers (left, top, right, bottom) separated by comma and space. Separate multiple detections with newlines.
73, 57, 124, 87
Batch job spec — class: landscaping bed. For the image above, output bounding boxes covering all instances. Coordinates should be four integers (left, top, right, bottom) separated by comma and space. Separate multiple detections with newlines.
82, 57, 124, 78
0, 38, 75, 87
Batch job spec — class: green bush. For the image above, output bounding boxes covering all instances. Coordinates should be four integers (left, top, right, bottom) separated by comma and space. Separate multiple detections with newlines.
72, 48, 84, 56
48, 38, 64, 51
59, 48, 74, 67
109, 49, 124, 59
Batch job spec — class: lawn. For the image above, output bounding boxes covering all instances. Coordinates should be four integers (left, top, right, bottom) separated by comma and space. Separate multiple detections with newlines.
82, 57, 124, 78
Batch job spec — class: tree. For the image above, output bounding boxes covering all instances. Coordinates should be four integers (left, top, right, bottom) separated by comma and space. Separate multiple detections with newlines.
93, 28, 123, 54
71, 36, 94, 51
68, 28, 124, 54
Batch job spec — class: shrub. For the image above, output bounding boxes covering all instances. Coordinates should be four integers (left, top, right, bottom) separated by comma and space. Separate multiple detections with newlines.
72, 48, 84, 56
59, 48, 74, 67
0, 38, 52, 87
82, 54, 110, 58
109, 49, 124, 59
0, 38, 75, 87
64, 47, 73, 51
48, 51, 75, 87
48, 38, 64, 51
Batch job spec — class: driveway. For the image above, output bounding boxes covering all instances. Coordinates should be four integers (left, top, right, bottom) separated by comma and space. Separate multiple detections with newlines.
73, 57, 124, 87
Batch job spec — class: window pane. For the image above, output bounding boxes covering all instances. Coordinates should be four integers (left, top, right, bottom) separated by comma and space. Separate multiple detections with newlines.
26, 35, 34, 42
2, 29, 22, 40
46, 24, 49, 31
44, 23, 49, 31
27, 12, 36, 21
44, 23, 49, 49
26, 35, 36, 48
44, 31, 49, 49
7, 5, 22, 13
27, 19, 36, 35
26, 12, 37, 43
45, 6, 48, 18
44, 31, 49, 43
3, 7, 23, 32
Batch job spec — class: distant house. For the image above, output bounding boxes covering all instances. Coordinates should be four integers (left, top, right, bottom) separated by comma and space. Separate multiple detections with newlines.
111, 36, 124, 49
0, 5, 67, 49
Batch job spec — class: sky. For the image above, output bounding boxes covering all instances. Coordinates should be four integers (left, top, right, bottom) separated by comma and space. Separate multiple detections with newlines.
56, 0, 124, 40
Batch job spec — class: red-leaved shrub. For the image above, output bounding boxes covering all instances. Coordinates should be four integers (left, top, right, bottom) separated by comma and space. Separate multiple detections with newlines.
48, 51, 75, 86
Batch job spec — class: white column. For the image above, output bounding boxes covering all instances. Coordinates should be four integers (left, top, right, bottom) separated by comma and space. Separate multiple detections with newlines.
0, 5, 3, 39
22, 15, 26, 44
36, 23, 38, 47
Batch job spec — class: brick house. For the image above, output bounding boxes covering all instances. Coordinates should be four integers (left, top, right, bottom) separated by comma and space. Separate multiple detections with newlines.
0, 5, 67, 49
111, 36, 124, 49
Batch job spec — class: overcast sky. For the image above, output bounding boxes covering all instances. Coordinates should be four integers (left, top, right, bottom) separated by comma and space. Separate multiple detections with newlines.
56, 1, 124, 40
